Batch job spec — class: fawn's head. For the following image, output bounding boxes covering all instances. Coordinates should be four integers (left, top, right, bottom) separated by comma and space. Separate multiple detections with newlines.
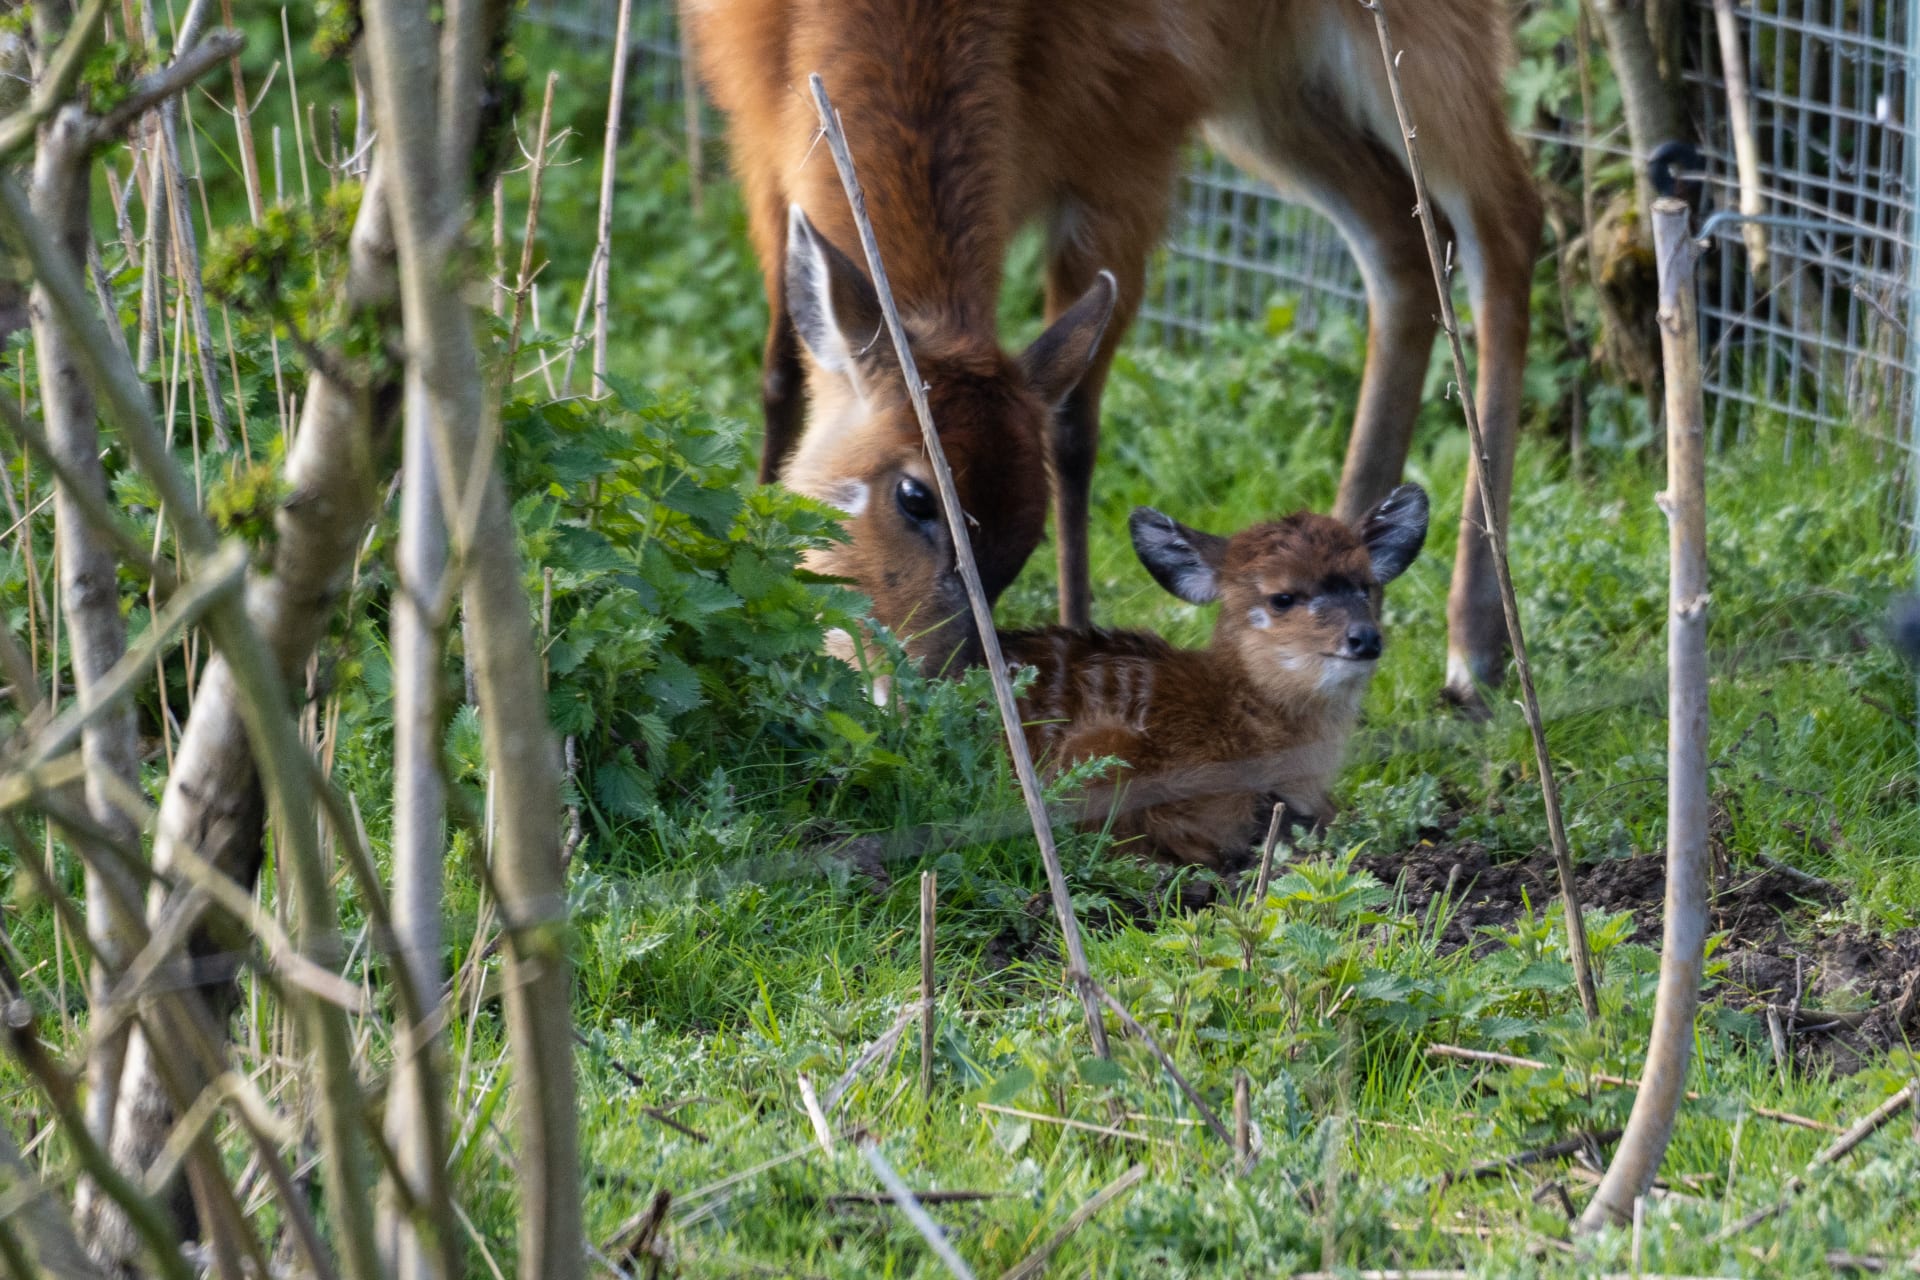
1128, 485, 1430, 709
780, 206, 1116, 673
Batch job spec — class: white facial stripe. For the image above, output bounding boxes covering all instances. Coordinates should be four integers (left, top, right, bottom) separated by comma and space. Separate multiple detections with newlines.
1247, 607, 1271, 630
824, 480, 869, 517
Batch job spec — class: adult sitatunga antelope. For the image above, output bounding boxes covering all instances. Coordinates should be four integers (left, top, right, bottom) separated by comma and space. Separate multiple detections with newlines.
1003, 484, 1429, 869
687, 0, 1539, 707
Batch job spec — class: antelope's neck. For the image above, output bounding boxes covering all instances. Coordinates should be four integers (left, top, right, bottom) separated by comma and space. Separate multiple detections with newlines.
792, 2, 1016, 331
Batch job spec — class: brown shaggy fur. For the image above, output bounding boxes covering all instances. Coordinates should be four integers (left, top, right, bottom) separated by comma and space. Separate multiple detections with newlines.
1003, 490, 1426, 869
687, 0, 1538, 702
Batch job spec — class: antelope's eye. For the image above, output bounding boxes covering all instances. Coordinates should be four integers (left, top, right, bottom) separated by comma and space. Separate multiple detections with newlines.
1268, 593, 1297, 611
896, 476, 938, 522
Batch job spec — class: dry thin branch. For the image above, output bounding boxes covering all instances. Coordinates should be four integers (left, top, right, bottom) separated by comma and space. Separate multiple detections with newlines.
27, 93, 148, 1167
1579, 196, 1713, 1233
504, 71, 559, 379
920, 870, 936, 1101
974, 1103, 1161, 1146
857, 1140, 976, 1280
361, 4, 579, 1276
1708, 0, 1768, 274
823, 1002, 918, 1114
1423, 1044, 1840, 1133
1709, 1081, 1918, 1242
0, 167, 383, 1280
1088, 981, 1234, 1148
804, 73, 1109, 1059
89, 29, 242, 140
589, 0, 635, 398
1360, 0, 1600, 1024
997, 1162, 1146, 1280
378, 374, 459, 1280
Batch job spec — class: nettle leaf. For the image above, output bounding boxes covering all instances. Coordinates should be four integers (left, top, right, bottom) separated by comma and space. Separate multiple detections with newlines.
727, 547, 785, 602
444, 704, 485, 782
593, 747, 654, 818
667, 574, 742, 625
550, 523, 628, 576
657, 471, 743, 536
548, 687, 596, 737
985, 1064, 1035, 1106
643, 652, 704, 715
1512, 958, 1575, 991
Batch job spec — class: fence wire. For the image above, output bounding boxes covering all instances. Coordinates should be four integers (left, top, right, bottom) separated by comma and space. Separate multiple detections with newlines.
526, 0, 1919, 529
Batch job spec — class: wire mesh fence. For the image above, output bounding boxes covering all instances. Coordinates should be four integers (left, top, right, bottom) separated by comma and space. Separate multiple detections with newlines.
526, 0, 1919, 518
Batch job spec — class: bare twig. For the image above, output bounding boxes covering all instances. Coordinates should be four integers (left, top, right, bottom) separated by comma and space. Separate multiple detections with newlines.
857, 1141, 976, 1280
997, 1163, 1146, 1280
824, 1002, 918, 1114
1579, 197, 1713, 1233
1361, 0, 1600, 1024
974, 1103, 1161, 1146
589, 0, 635, 398
360, 2, 580, 1274
1710, 1081, 1918, 1242
1423, 1044, 1840, 1133
797, 1073, 835, 1157
88, 29, 243, 140
1088, 982, 1233, 1148
1709, 0, 1768, 274
1249, 801, 1286, 907
805, 73, 1109, 1058
920, 870, 936, 1102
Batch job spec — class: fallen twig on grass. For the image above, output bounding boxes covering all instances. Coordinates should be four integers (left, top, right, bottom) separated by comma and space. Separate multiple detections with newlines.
859, 1140, 977, 1280
974, 1103, 1163, 1146
824, 1002, 919, 1113
797, 1073, 835, 1158
829, 1189, 1004, 1208
1455, 1128, 1622, 1184
1710, 1080, 1918, 1242
1424, 1043, 1843, 1133
572, 1031, 711, 1143
998, 1162, 1146, 1280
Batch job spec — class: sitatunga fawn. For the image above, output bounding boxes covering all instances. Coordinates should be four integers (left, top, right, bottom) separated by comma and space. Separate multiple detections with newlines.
1003, 484, 1429, 870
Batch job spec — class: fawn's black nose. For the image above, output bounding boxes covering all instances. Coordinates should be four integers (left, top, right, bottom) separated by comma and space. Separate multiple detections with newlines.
1343, 623, 1382, 661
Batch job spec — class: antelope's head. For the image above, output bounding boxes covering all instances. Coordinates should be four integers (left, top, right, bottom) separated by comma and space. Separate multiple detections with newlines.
1128, 485, 1430, 711
781, 206, 1116, 674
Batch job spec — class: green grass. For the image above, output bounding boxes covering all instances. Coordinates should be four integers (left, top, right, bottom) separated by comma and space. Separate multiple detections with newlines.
503, 107, 1920, 1277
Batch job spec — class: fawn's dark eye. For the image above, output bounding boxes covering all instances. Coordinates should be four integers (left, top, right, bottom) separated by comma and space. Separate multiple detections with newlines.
896, 476, 937, 523
1268, 593, 1297, 611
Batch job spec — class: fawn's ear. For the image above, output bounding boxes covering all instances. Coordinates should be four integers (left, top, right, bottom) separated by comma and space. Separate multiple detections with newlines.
1020, 271, 1117, 408
1358, 483, 1430, 585
1129, 506, 1229, 605
785, 204, 891, 394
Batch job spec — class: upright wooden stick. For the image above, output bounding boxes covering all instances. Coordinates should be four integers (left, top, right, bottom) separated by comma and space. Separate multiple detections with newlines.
1363, 0, 1599, 1023
590, 0, 634, 399
920, 870, 936, 1101
1579, 195, 1711, 1231
807, 74, 1108, 1058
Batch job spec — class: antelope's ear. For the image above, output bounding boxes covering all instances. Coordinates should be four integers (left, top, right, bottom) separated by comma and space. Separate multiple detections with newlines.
1021, 270, 1117, 408
1358, 483, 1429, 585
1129, 506, 1228, 605
785, 204, 890, 388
